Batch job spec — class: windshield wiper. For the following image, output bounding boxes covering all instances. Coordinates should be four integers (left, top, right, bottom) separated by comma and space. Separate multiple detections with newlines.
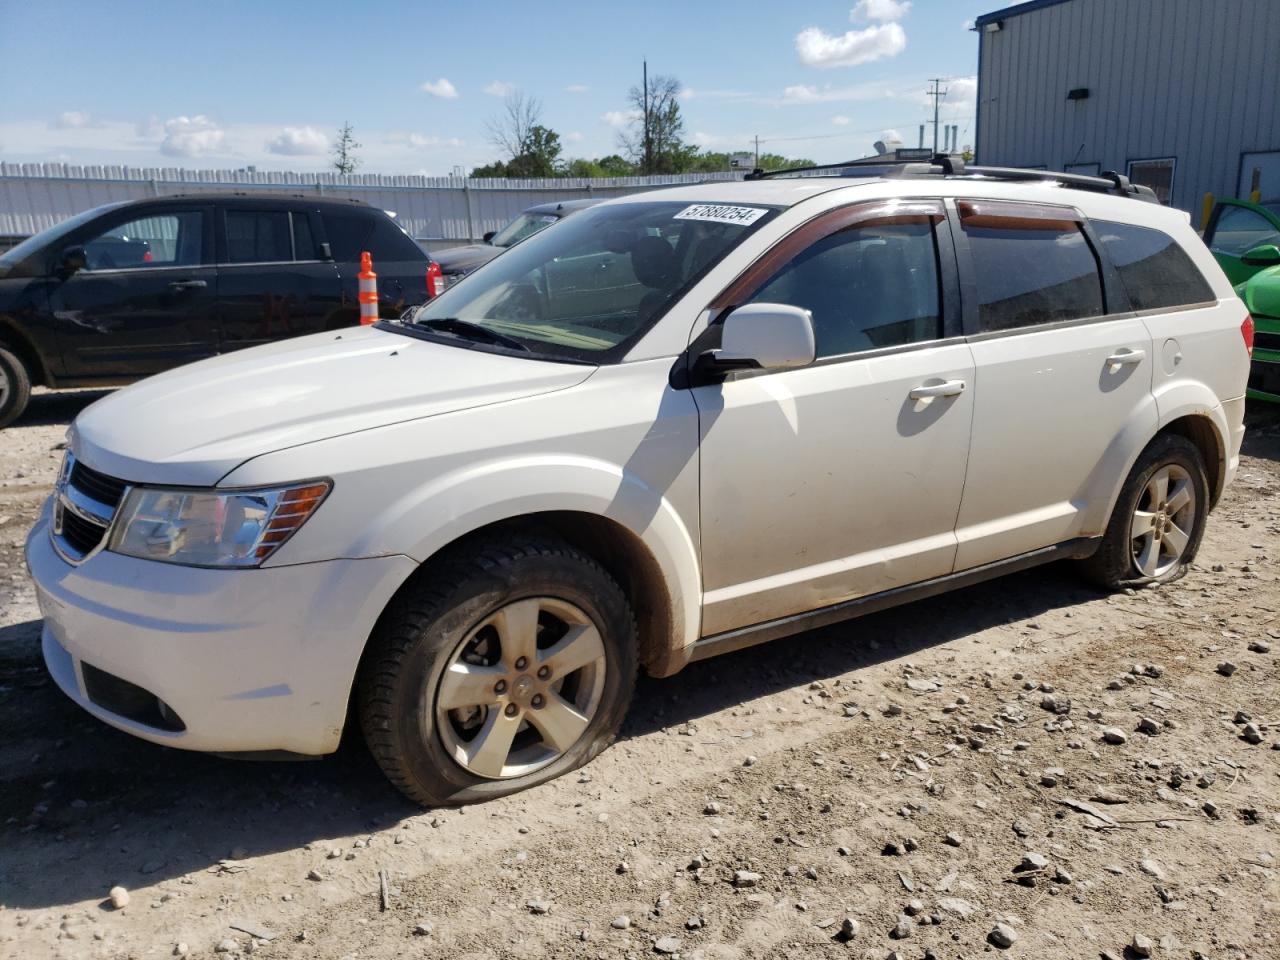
417, 317, 530, 352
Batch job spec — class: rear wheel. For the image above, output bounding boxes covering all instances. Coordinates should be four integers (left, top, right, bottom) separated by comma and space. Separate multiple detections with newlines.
0, 346, 32, 429
358, 536, 637, 806
1078, 434, 1208, 589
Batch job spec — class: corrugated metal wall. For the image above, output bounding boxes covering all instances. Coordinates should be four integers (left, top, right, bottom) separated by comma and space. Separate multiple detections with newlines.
0, 163, 744, 243
976, 0, 1280, 213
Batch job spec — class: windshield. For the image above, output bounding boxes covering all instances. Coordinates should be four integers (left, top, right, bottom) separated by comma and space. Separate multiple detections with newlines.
490, 211, 561, 248
408, 200, 778, 363
0, 202, 123, 268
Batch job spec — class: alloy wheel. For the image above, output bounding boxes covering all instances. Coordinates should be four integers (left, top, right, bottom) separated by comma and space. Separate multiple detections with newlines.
434, 597, 607, 779
1129, 464, 1196, 578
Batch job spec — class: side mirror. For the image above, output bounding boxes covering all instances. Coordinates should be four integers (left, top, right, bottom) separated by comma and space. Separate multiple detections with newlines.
58, 245, 88, 276
701, 303, 816, 374
482, 231, 496, 244
1242, 243, 1280, 267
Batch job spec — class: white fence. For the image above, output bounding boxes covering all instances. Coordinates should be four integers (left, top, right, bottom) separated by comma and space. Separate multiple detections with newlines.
0, 162, 744, 245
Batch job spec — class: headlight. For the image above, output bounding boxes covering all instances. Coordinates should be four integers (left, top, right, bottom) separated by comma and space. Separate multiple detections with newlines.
108, 481, 330, 568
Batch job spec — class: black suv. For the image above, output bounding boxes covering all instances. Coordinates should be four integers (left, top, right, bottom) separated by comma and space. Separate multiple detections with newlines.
0, 194, 437, 426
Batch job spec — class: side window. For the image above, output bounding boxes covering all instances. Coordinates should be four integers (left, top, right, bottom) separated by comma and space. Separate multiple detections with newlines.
365, 216, 424, 261
1095, 220, 1215, 310
322, 212, 421, 263
292, 212, 317, 260
226, 210, 293, 263
747, 215, 942, 358
321, 213, 371, 262
959, 202, 1104, 332
83, 212, 203, 270
1209, 205, 1280, 257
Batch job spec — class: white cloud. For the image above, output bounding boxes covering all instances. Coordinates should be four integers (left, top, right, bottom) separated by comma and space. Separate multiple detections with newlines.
795, 22, 907, 68
483, 81, 514, 97
388, 132, 466, 149
420, 78, 458, 99
565, 131, 584, 143
266, 125, 329, 156
852, 0, 911, 22
831, 115, 852, 126
879, 128, 904, 143
692, 131, 725, 147
565, 84, 589, 93
781, 82, 895, 104
602, 109, 641, 128
915, 75, 977, 113
160, 115, 224, 157
962, 18, 976, 30
55, 111, 92, 129
680, 88, 696, 101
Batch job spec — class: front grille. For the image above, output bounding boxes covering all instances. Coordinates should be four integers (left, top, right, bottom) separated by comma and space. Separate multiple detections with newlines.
1254, 330, 1280, 354
51, 452, 129, 564
69, 460, 128, 508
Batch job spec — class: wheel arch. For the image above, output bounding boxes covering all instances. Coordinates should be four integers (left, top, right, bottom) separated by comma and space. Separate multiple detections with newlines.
0, 317, 49, 387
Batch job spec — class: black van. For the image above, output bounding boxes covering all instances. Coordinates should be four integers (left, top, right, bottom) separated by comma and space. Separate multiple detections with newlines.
0, 194, 439, 426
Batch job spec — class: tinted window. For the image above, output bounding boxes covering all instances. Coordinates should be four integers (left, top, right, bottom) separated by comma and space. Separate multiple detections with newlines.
292, 212, 317, 259
960, 205, 1104, 331
749, 216, 942, 358
323, 211, 422, 262
226, 210, 292, 263
83, 212, 203, 270
1210, 205, 1280, 257
1095, 220, 1215, 310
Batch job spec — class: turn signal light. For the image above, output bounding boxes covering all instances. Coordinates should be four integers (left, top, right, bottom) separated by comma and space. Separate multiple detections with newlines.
1242, 314, 1254, 356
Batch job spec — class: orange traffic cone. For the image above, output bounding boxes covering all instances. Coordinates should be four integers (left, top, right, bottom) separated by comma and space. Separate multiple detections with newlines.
358, 251, 378, 325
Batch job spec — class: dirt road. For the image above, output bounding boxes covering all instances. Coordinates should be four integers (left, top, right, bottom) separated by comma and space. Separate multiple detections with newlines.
1, 388, 1277, 960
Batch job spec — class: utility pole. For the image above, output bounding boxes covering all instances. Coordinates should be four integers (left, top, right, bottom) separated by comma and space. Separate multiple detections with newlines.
642, 59, 652, 174
926, 78, 947, 154
754, 134, 760, 168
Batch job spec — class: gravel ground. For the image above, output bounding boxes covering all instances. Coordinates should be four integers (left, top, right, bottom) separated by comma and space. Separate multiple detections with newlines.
0, 387, 1277, 960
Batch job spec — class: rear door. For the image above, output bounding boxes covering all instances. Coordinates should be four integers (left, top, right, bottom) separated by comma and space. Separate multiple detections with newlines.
215, 206, 342, 351
951, 199, 1156, 569
322, 210, 430, 319
50, 204, 218, 378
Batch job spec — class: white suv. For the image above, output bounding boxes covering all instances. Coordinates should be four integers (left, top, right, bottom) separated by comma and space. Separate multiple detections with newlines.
26, 160, 1251, 805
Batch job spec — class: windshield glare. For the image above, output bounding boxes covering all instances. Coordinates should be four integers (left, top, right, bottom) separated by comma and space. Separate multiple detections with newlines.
491, 212, 559, 248
411, 200, 776, 362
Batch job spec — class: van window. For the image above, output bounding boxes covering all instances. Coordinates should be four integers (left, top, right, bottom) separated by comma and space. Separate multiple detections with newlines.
323, 212, 422, 263
748, 216, 942, 358
959, 203, 1104, 332
1095, 220, 1215, 310
226, 210, 293, 263
83, 212, 203, 270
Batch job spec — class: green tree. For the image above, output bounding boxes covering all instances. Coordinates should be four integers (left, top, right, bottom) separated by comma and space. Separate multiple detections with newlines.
331, 121, 361, 175
504, 124, 562, 177
621, 74, 689, 174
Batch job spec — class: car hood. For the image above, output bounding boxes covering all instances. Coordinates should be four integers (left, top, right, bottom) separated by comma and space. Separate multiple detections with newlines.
71, 325, 595, 486
431, 243, 502, 274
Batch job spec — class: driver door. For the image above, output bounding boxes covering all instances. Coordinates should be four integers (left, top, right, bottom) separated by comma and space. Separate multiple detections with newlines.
49, 204, 218, 379
691, 200, 976, 636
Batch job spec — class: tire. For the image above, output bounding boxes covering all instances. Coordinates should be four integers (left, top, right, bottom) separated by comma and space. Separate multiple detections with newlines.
357, 535, 638, 806
0, 345, 32, 429
1077, 433, 1209, 589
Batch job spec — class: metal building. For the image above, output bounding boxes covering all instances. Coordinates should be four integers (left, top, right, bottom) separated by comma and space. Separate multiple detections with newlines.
975, 0, 1280, 215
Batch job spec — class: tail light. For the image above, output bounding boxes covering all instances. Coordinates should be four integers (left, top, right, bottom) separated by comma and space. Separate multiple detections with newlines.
426, 261, 445, 298
1242, 314, 1254, 356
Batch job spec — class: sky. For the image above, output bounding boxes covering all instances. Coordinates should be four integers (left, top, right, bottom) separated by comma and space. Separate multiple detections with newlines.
0, 0, 997, 176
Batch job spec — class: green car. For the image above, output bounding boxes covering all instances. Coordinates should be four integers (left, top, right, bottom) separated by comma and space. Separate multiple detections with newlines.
1204, 198, 1280, 401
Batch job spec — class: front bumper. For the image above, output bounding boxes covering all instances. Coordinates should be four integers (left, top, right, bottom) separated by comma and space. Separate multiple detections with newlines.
26, 504, 416, 755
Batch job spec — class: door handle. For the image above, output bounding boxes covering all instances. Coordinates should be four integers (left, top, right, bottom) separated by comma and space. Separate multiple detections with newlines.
1105, 347, 1145, 365
168, 279, 207, 291
909, 379, 966, 399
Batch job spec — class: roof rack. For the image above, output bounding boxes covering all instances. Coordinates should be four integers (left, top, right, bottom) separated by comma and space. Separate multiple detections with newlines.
745, 153, 1159, 203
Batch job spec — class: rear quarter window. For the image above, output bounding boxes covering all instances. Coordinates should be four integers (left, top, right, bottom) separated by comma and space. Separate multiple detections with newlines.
1094, 220, 1215, 310
323, 211, 424, 263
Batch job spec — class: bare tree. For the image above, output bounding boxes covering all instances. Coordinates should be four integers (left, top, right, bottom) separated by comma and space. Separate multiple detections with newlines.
331, 121, 361, 175
619, 74, 688, 174
486, 92, 543, 163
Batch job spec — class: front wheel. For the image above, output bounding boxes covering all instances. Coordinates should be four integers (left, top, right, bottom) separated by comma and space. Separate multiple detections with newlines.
1078, 434, 1209, 589
0, 346, 32, 429
358, 536, 637, 806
